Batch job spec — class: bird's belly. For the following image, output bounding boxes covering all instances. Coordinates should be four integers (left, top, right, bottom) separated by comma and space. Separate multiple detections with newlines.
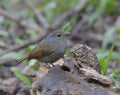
39, 51, 64, 63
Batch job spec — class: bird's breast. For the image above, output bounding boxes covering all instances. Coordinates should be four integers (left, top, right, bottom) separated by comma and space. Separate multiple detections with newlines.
45, 37, 57, 44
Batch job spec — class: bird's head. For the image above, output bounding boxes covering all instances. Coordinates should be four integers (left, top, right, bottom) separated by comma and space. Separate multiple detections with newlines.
48, 30, 70, 40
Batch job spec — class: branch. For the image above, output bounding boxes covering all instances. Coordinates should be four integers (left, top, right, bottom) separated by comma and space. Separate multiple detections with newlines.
0, 8, 42, 32
0, 29, 52, 55
0, 8, 52, 55
51, 0, 89, 28
23, 0, 49, 29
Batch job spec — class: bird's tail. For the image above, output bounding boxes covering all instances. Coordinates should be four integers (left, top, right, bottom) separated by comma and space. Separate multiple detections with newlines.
16, 56, 28, 64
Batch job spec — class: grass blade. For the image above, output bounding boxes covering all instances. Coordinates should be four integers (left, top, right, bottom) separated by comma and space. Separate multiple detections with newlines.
11, 67, 32, 88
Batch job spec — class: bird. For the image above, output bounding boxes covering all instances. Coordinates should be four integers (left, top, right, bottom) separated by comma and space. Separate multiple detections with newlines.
16, 30, 70, 66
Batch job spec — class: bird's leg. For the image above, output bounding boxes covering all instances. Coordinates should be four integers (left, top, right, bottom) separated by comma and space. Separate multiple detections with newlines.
51, 63, 55, 67
46, 63, 55, 67
45, 63, 49, 67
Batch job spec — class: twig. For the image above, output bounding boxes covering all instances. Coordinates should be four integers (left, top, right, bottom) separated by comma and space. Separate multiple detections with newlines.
0, 8, 52, 55
71, 17, 120, 49
0, 29, 52, 55
88, 32, 120, 48
71, 17, 86, 36
23, 0, 49, 29
51, 0, 89, 28
0, 8, 42, 32
0, 41, 9, 49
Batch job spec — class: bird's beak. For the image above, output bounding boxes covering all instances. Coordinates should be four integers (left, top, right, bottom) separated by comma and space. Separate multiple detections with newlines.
64, 32, 71, 36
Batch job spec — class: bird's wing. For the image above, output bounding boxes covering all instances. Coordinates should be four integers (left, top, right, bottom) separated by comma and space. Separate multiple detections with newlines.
40, 41, 55, 56
28, 42, 55, 59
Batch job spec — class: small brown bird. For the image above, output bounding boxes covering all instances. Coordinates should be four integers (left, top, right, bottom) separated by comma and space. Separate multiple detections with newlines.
17, 30, 70, 65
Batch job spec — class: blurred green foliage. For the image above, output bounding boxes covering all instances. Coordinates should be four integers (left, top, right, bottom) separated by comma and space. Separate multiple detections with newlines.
97, 27, 120, 88
88, 0, 118, 24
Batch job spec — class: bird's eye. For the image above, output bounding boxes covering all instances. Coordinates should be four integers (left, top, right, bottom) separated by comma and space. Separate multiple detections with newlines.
57, 34, 62, 37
